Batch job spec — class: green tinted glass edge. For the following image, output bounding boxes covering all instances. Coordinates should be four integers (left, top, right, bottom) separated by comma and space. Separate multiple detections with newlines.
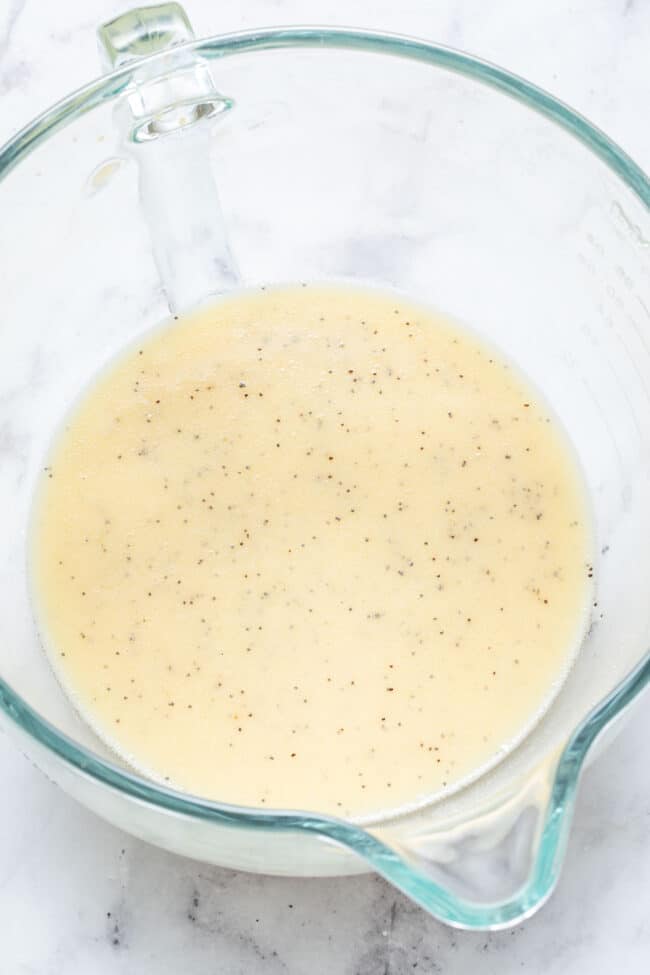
0, 26, 649, 929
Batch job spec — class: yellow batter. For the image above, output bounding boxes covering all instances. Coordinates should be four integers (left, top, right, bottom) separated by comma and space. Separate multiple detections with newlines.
31, 284, 593, 816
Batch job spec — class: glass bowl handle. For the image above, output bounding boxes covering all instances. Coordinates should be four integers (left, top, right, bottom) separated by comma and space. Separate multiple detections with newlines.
98, 3, 239, 311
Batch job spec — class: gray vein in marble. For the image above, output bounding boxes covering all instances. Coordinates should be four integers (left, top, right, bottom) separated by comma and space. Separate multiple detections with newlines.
0, 0, 26, 61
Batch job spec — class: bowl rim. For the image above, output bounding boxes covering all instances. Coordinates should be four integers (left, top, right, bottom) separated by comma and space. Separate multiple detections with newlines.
1, 24, 649, 929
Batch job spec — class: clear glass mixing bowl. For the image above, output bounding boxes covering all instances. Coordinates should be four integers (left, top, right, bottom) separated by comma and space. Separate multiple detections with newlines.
0, 3, 649, 930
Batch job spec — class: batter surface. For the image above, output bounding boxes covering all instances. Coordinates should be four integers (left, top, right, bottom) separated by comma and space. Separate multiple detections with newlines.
31, 284, 593, 816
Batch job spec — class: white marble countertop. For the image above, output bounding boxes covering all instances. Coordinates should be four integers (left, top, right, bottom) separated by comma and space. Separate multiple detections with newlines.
1, 1, 649, 971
